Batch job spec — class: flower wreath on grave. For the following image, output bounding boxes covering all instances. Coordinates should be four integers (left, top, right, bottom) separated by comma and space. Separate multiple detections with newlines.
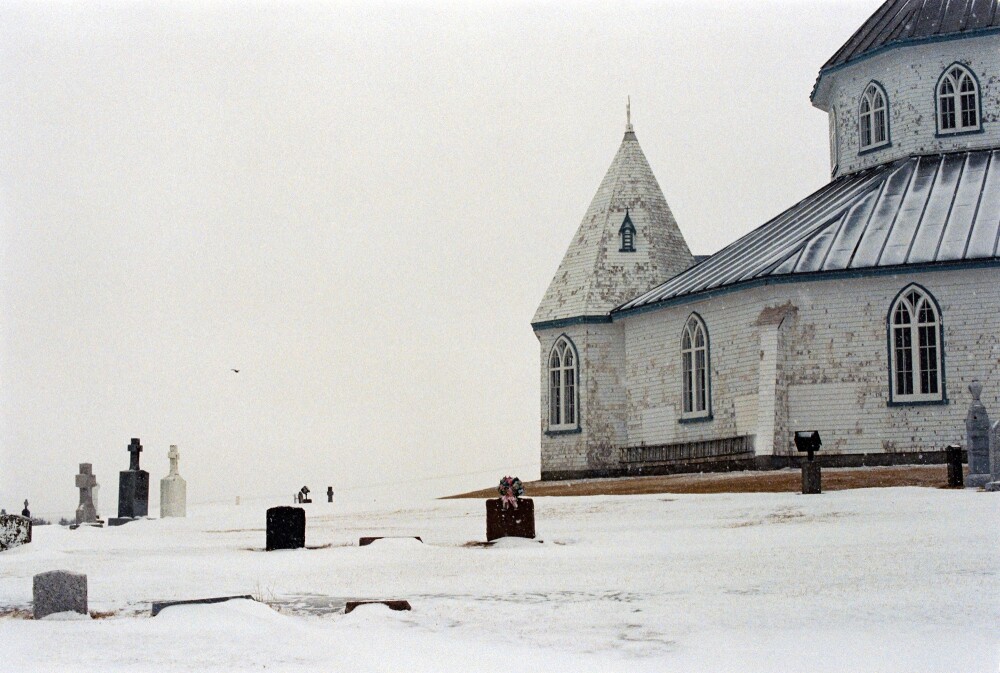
498, 476, 525, 510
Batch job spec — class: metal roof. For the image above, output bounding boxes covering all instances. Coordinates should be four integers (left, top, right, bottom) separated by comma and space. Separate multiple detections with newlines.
822, 0, 1000, 72
616, 150, 1000, 313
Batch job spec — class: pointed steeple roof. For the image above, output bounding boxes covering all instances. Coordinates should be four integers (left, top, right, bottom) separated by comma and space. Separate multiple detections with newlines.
532, 114, 694, 327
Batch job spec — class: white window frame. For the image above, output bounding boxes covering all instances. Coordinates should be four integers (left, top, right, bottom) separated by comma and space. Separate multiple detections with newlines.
548, 336, 578, 430
859, 82, 889, 152
681, 314, 710, 419
937, 64, 980, 134
889, 286, 943, 403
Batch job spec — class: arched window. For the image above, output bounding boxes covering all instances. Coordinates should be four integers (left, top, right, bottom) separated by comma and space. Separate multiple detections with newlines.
548, 336, 578, 428
681, 314, 710, 418
619, 208, 636, 253
937, 64, 980, 134
889, 286, 943, 402
859, 82, 889, 151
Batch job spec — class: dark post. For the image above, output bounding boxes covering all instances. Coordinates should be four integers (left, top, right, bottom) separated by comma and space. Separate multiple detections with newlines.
946, 444, 964, 488
794, 431, 822, 495
326, 486, 334, 503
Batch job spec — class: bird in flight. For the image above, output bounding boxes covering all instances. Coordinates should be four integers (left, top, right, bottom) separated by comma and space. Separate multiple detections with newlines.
231, 369, 240, 374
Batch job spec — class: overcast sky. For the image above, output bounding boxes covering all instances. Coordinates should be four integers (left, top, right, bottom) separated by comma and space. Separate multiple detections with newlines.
1, 0, 882, 517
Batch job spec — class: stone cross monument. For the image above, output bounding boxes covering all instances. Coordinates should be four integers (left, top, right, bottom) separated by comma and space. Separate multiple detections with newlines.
116, 437, 150, 520
159, 445, 187, 517
965, 381, 991, 487
75, 464, 99, 524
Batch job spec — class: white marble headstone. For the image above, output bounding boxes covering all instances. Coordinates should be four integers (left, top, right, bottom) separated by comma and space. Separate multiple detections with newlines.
160, 445, 187, 517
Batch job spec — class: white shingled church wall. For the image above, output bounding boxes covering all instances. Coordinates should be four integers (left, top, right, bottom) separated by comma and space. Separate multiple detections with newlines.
825, 33, 1000, 178
536, 324, 627, 475
617, 267, 1000, 459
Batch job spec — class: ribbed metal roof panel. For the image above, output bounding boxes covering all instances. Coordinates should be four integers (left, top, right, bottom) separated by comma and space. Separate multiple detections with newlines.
822, 0, 1000, 72
615, 151, 1000, 313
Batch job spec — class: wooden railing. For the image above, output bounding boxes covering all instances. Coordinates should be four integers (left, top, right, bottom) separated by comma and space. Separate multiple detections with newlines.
620, 435, 755, 465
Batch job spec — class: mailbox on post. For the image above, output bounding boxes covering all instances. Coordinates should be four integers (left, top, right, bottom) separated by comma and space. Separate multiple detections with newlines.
794, 431, 823, 494
794, 431, 822, 460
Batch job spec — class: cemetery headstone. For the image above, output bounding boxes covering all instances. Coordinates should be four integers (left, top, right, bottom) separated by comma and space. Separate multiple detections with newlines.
33, 570, 88, 619
112, 438, 150, 525
266, 506, 305, 551
965, 382, 991, 488
986, 421, 1000, 492
0, 513, 32, 551
945, 444, 964, 488
21, 500, 30, 518
327, 486, 334, 503
159, 445, 187, 517
487, 476, 535, 541
344, 600, 411, 614
75, 463, 100, 525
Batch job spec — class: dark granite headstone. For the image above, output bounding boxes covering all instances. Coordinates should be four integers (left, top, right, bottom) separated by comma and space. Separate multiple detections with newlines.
946, 444, 965, 488
801, 461, 822, 494
118, 438, 150, 519
33, 570, 87, 619
486, 498, 535, 541
0, 514, 32, 551
21, 500, 30, 518
266, 506, 305, 551
327, 486, 334, 503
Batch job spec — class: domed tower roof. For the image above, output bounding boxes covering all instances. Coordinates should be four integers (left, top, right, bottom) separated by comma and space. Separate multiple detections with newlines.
822, 0, 1000, 73
532, 108, 693, 328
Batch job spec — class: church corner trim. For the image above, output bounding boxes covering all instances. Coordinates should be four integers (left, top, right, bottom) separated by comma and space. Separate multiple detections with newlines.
531, 315, 613, 332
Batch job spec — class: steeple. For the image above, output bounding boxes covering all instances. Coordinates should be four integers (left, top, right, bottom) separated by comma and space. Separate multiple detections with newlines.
532, 114, 694, 327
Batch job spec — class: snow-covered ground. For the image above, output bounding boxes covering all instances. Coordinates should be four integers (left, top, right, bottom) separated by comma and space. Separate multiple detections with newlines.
1, 487, 997, 672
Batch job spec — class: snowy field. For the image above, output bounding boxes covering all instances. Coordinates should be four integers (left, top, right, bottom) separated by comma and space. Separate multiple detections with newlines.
1, 487, 997, 672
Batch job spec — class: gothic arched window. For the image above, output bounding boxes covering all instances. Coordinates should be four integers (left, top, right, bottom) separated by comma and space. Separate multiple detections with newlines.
859, 82, 889, 151
619, 209, 636, 252
889, 285, 943, 402
937, 64, 980, 134
548, 336, 578, 428
681, 314, 710, 418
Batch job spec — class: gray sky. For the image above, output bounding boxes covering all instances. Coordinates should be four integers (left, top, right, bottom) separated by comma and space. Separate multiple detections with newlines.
1, 0, 880, 517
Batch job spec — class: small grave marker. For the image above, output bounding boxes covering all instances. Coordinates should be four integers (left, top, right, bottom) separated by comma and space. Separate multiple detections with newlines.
266, 506, 305, 551
0, 513, 31, 551
33, 570, 87, 619
487, 476, 535, 541
344, 600, 411, 614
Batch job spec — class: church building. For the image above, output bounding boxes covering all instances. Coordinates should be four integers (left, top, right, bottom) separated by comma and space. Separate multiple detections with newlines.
532, 0, 1000, 480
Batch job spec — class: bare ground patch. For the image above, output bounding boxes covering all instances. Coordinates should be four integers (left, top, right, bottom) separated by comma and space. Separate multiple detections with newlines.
443, 465, 961, 499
